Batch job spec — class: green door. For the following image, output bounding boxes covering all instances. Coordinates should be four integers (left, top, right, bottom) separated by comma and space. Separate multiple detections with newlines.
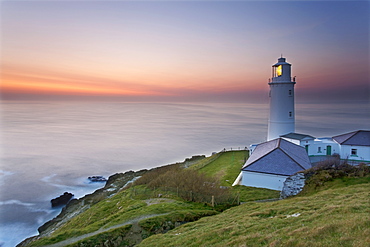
326, 145, 332, 155
305, 145, 309, 153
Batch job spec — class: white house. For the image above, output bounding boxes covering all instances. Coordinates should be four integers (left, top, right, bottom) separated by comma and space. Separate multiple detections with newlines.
333, 130, 370, 164
280, 131, 370, 165
280, 133, 315, 146
235, 138, 311, 191
280, 132, 340, 164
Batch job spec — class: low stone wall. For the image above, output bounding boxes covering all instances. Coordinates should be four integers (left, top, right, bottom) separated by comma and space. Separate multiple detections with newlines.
280, 172, 305, 199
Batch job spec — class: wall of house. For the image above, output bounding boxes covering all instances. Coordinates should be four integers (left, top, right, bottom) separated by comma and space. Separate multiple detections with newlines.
306, 143, 340, 156
241, 171, 288, 191
296, 139, 340, 157
340, 145, 370, 163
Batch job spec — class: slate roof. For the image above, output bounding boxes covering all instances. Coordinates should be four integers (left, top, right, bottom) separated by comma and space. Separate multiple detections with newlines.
280, 133, 315, 140
242, 138, 311, 176
333, 130, 370, 146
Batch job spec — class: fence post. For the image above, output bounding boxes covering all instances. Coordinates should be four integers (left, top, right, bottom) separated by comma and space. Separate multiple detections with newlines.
211, 196, 215, 207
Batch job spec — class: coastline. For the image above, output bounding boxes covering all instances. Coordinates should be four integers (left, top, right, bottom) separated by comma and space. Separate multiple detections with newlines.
17, 155, 207, 246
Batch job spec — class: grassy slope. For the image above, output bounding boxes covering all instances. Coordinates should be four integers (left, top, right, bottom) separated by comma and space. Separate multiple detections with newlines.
195, 150, 280, 202
27, 151, 280, 246
195, 150, 248, 186
138, 176, 370, 247
29, 186, 216, 246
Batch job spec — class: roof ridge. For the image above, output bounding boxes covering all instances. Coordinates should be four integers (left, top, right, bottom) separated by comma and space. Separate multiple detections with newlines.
242, 140, 280, 170
242, 149, 276, 170
341, 130, 359, 144
279, 143, 307, 170
333, 130, 358, 144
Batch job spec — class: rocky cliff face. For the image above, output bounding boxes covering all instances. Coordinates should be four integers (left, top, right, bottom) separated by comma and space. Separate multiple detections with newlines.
17, 155, 208, 246
17, 169, 148, 247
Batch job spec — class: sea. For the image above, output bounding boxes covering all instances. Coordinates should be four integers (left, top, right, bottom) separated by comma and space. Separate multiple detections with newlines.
0, 100, 369, 247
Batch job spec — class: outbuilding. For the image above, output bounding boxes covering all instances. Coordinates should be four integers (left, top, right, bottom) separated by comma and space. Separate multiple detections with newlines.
235, 138, 311, 191
333, 130, 370, 164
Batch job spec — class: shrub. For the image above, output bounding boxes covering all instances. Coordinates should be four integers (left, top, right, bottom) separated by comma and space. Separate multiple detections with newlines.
304, 158, 370, 180
301, 158, 370, 193
134, 165, 231, 204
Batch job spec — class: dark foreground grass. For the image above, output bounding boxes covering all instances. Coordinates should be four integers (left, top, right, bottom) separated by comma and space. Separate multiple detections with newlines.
29, 187, 217, 246
138, 176, 370, 247
65, 225, 132, 247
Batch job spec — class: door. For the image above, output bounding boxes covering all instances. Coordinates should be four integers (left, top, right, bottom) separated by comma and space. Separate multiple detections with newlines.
326, 145, 332, 155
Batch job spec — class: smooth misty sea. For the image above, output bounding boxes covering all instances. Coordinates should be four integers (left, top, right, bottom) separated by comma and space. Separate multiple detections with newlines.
0, 101, 369, 246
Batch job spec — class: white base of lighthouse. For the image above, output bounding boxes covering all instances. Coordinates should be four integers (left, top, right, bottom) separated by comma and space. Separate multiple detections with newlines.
267, 120, 295, 141
267, 79, 295, 141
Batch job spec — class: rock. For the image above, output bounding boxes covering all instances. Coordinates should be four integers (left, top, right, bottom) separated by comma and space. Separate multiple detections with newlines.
51, 192, 74, 207
280, 173, 306, 199
88, 176, 107, 182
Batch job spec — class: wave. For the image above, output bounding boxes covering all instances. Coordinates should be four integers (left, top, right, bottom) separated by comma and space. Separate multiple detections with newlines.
0, 200, 34, 207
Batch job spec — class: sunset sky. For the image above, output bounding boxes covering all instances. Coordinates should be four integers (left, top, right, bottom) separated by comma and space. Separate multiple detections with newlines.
1, 1, 369, 103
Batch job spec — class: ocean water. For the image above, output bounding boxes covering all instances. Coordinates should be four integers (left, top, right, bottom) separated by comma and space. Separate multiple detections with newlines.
0, 101, 369, 246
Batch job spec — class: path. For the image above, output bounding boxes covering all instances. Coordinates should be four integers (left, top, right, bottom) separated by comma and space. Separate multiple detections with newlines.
44, 213, 169, 247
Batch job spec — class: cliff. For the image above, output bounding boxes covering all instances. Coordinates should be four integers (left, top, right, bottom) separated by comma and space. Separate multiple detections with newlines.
17, 169, 148, 246
18, 152, 369, 247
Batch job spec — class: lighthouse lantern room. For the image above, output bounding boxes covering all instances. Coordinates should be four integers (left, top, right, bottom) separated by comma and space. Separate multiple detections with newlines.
267, 57, 296, 141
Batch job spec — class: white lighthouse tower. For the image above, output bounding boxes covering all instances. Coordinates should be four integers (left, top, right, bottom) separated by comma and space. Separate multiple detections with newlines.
267, 57, 296, 141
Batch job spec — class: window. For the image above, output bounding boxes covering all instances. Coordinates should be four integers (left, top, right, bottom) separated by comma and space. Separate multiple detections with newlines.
276, 65, 282, 76
288, 90, 292, 96
289, 111, 292, 117
351, 149, 357, 156
318, 147, 322, 153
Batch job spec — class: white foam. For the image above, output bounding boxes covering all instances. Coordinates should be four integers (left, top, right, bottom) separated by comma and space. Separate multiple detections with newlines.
0, 200, 34, 207
40, 174, 57, 183
0, 170, 14, 176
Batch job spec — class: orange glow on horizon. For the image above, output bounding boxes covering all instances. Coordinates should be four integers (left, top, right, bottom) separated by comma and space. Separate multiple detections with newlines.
0, 67, 180, 97
1, 66, 259, 98
0, 79, 170, 97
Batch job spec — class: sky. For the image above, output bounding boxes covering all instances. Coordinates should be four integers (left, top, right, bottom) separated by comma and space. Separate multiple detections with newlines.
1, 0, 369, 103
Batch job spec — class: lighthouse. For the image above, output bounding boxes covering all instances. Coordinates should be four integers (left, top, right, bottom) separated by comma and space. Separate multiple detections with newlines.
267, 57, 296, 141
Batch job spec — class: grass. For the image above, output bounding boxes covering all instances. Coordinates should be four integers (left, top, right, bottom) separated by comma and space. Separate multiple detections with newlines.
27, 150, 282, 246
193, 150, 248, 187
29, 186, 218, 246
231, 185, 280, 202
138, 175, 370, 247
191, 150, 280, 201
65, 225, 133, 247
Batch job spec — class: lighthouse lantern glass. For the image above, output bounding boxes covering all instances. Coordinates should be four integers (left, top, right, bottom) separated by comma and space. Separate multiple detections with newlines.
276, 65, 282, 77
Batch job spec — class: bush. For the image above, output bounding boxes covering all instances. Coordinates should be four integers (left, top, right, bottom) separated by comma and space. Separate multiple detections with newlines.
302, 158, 370, 192
305, 158, 370, 180
134, 165, 231, 204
